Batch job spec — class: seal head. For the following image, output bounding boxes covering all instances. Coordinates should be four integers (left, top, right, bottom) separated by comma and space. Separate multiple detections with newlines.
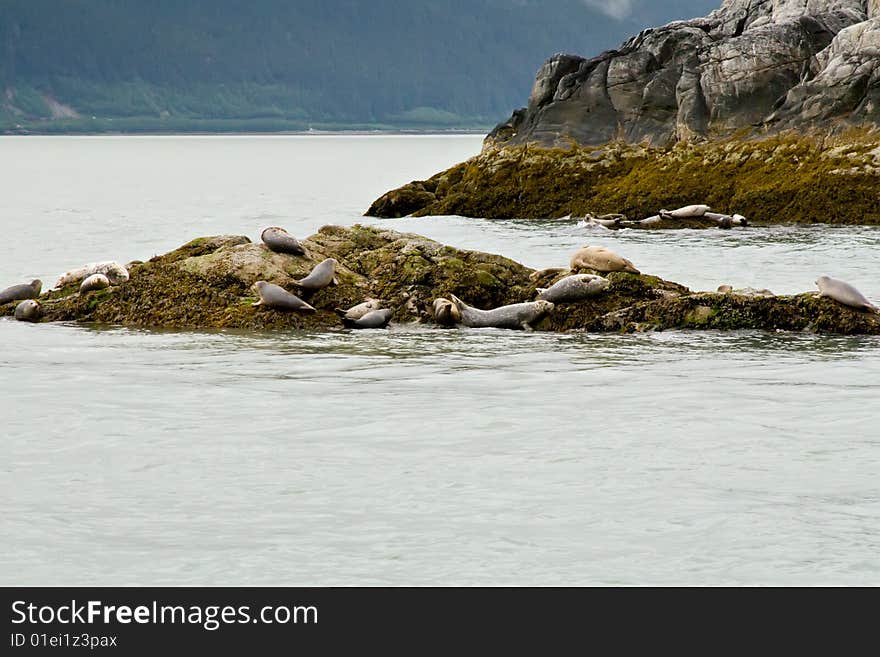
14, 299, 43, 323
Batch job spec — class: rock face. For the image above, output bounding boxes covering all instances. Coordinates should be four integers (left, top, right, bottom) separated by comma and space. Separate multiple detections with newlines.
488, 0, 880, 148
3, 225, 879, 335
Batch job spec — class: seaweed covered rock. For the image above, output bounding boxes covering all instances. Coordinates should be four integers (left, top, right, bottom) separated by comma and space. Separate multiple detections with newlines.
367, 132, 880, 222
1, 225, 536, 330
590, 291, 880, 335
3, 225, 878, 334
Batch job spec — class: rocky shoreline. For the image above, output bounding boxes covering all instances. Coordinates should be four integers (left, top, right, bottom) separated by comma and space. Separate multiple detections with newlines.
3, 225, 878, 335
367, 132, 880, 223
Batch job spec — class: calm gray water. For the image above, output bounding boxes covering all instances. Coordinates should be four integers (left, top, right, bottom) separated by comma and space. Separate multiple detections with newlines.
2, 135, 879, 585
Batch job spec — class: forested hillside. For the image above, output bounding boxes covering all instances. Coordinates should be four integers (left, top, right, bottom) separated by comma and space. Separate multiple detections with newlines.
0, 0, 717, 132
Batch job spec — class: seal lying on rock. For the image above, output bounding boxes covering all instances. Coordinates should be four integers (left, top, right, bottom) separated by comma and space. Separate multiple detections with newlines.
537, 274, 609, 303
660, 204, 710, 219
80, 274, 111, 294
293, 258, 338, 294
450, 295, 554, 330
252, 281, 316, 312
570, 246, 639, 274
261, 227, 306, 256
717, 285, 774, 297
704, 212, 748, 228
335, 299, 382, 321
341, 308, 393, 329
431, 298, 462, 327
582, 213, 625, 229
57, 262, 129, 288
0, 279, 42, 305
14, 299, 43, 322
815, 276, 879, 313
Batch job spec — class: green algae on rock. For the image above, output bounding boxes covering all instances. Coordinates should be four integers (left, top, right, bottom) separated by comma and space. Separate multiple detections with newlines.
2, 225, 879, 335
366, 132, 880, 224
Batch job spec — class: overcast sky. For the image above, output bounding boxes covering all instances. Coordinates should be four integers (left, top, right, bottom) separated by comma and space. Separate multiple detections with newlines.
582, 0, 636, 19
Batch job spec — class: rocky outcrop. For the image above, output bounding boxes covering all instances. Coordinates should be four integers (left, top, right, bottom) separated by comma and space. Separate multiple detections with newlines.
3, 225, 879, 335
487, 0, 880, 149
367, 133, 880, 222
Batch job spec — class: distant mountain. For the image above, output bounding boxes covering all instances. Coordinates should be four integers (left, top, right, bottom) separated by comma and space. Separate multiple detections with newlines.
0, 0, 718, 132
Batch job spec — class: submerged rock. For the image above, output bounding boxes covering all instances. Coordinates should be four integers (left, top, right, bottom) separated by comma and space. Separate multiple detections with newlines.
2, 225, 878, 335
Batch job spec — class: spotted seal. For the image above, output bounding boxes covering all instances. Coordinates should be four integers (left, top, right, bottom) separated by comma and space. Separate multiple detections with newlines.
252, 281, 316, 312
293, 258, 338, 294
56, 262, 129, 288
261, 227, 306, 256
335, 299, 382, 321
450, 295, 554, 330
815, 276, 878, 313
432, 297, 462, 327
14, 299, 43, 322
570, 246, 639, 274
0, 279, 42, 305
80, 274, 111, 294
341, 308, 393, 329
537, 274, 609, 303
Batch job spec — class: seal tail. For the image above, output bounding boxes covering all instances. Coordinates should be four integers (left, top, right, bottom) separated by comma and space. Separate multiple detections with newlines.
333, 308, 348, 318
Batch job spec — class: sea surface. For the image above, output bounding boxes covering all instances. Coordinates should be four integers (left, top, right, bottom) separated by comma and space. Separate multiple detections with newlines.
2, 135, 879, 585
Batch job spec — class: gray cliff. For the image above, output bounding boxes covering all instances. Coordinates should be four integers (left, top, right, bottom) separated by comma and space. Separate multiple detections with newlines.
488, 0, 880, 147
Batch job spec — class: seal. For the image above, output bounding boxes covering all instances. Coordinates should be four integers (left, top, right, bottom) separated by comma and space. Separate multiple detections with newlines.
717, 285, 774, 297
570, 246, 640, 274
56, 262, 129, 288
582, 213, 625, 229
341, 308, 393, 329
815, 276, 879, 312
14, 299, 43, 323
432, 297, 462, 327
80, 274, 111, 294
704, 212, 748, 229
537, 274, 609, 303
335, 299, 383, 320
0, 279, 42, 305
252, 281, 316, 312
261, 227, 306, 256
529, 267, 568, 282
660, 204, 710, 218
293, 258, 338, 294
450, 295, 554, 330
